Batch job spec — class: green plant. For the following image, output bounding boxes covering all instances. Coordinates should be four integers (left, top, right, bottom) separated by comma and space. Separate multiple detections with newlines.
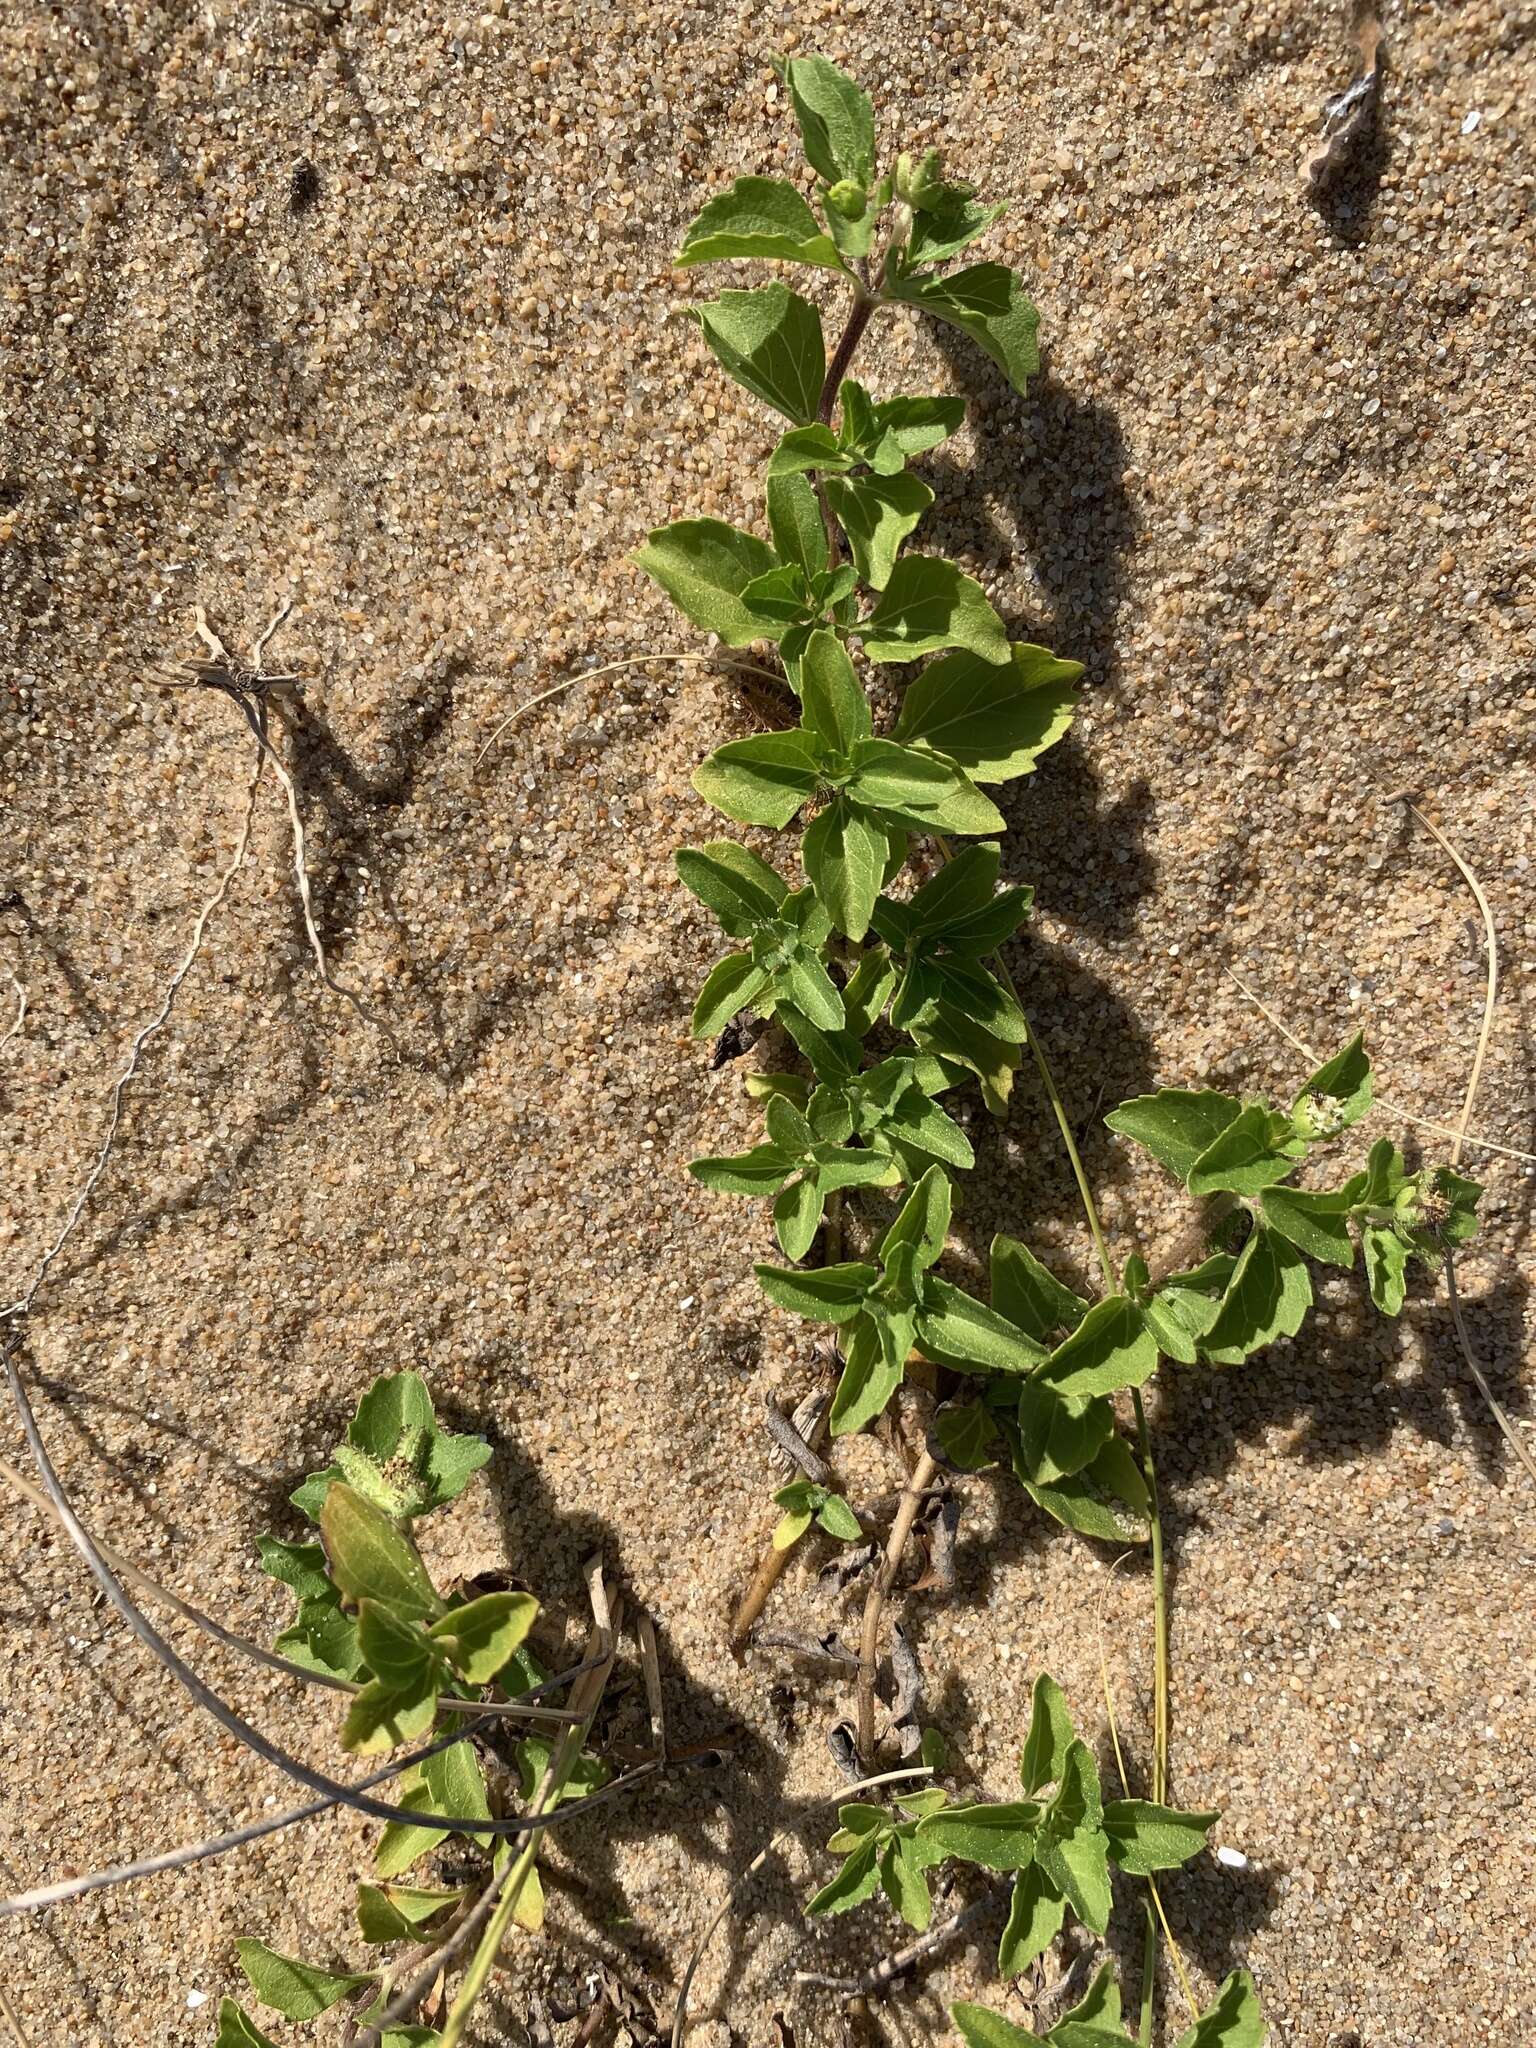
220, 1373, 612, 2048
655, 49, 1484, 2041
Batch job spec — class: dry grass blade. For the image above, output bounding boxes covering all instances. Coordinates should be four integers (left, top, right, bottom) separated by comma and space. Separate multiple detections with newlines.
1227, 788, 1536, 1494
0, 1984, 32, 2048
473, 650, 791, 771
668, 1765, 934, 2046
1401, 797, 1536, 1495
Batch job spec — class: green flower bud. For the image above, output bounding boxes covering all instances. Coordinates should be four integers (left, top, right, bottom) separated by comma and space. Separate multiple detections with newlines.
824, 177, 868, 220
895, 146, 945, 210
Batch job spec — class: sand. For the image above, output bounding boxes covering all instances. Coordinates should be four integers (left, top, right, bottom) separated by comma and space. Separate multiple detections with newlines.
2, 0, 1533, 2041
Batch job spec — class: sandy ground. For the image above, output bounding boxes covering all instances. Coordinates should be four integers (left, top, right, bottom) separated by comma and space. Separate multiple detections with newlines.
3, 0, 1535, 2041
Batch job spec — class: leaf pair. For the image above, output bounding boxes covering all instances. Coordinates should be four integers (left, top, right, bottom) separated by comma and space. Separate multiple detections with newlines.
690, 1090, 898, 1260
694, 632, 1003, 940
872, 842, 1034, 1045
756, 1166, 1043, 1436
926, 1675, 1216, 1978
771, 377, 965, 484
676, 846, 844, 1037
807, 1782, 951, 1931
771, 1477, 863, 1549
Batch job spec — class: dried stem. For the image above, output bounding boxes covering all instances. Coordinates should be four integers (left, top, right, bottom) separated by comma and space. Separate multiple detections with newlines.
855, 1449, 938, 1761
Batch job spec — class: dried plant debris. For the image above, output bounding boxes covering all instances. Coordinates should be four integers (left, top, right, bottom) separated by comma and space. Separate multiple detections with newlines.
1304, 9, 1383, 194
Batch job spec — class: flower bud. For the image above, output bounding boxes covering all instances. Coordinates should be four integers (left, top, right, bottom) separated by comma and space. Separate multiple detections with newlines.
824, 177, 868, 220
895, 146, 945, 210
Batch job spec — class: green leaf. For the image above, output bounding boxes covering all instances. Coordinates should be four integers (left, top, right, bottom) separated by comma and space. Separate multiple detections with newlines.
845, 737, 1004, 834
856, 388, 967, 465
902, 840, 999, 931
320, 1484, 441, 1623
676, 175, 844, 271
768, 422, 850, 476
952, 2002, 1048, 2048
1172, 1971, 1266, 2048
1039, 1296, 1158, 1399
374, 1781, 449, 1880
215, 2003, 282, 2048
235, 1940, 373, 2022
1019, 1672, 1075, 1794
348, 1370, 433, 1460
755, 1259, 877, 1322
772, 1506, 813, 1549
990, 1235, 1089, 1343
799, 628, 871, 752
829, 1314, 905, 1435
816, 1492, 864, 1541
426, 1591, 539, 1685
1102, 1799, 1218, 1876
1105, 1088, 1245, 1187
1051, 1960, 1131, 2043
859, 555, 1009, 665
1019, 1464, 1145, 1544
1090, 1433, 1151, 1519
693, 730, 822, 828
357, 1600, 440, 1689
1015, 1382, 1114, 1483
675, 839, 786, 937
908, 195, 1008, 266
782, 55, 875, 185
907, 1001, 1020, 1116
825, 471, 933, 589
256, 1535, 332, 1602
893, 643, 1081, 782
1200, 1228, 1313, 1365
1035, 1742, 1111, 1933
1362, 1222, 1409, 1315
341, 1672, 439, 1757
880, 1163, 952, 1267
767, 471, 829, 580
695, 283, 825, 425
807, 1836, 882, 1915
1186, 1104, 1304, 1198
773, 1175, 823, 1260
919, 1279, 1047, 1374
273, 1594, 362, 1681
889, 262, 1041, 394
1292, 1032, 1373, 1140
932, 1399, 1001, 1471
779, 947, 846, 1031
997, 1859, 1068, 1980
356, 1882, 462, 1944
690, 1144, 792, 1196
1260, 1182, 1362, 1269
803, 800, 896, 943
917, 1799, 1041, 1871
880, 1834, 934, 1930
633, 518, 780, 646
690, 950, 771, 1038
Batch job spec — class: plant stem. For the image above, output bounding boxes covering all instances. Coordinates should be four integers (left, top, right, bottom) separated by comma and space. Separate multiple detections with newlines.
818, 289, 876, 424
437, 1600, 621, 2047
1133, 1388, 1170, 1807
1137, 1894, 1157, 2048
856, 1448, 937, 1759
